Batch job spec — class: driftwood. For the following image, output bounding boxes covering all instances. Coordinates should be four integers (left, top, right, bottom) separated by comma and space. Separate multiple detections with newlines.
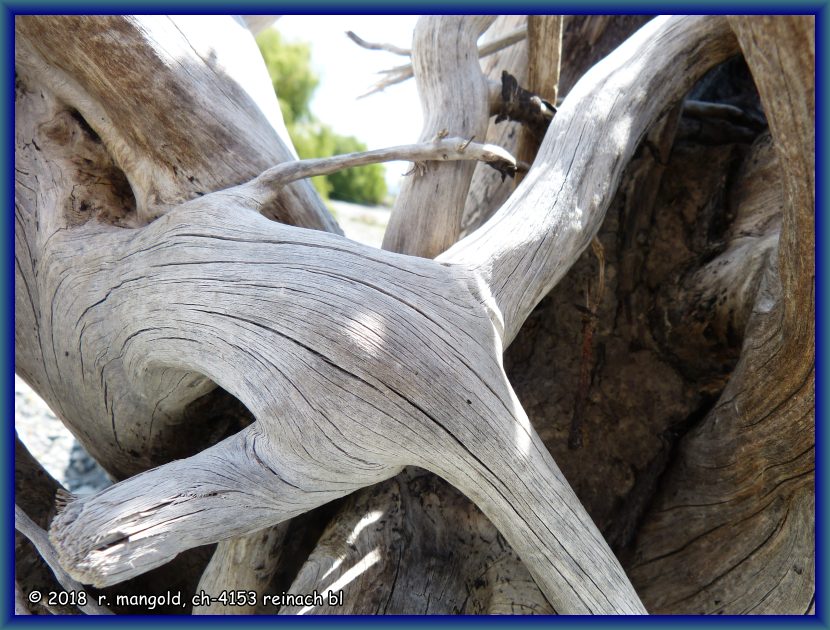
382, 16, 495, 257
14, 13, 813, 615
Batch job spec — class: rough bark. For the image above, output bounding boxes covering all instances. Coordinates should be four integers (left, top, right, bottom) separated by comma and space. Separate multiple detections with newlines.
627, 16, 814, 614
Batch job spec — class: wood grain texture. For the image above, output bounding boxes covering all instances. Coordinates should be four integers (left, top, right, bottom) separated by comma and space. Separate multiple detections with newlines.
15, 15, 337, 231
628, 16, 814, 614
15, 505, 113, 614
461, 15, 528, 236
282, 468, 554, 614
40, 198, 642, 612
515, 15, 562, 184
14, 16, 338, 479
382, 16, 494, 258
558, 16, 653, 97
282, 16, 553, 615
461, 15, 652, 237
16, 13, 807, 616
193, 524, 289, 614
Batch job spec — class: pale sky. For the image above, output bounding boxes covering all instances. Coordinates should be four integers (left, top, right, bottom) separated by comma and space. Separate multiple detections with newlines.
273, 16, 423, 191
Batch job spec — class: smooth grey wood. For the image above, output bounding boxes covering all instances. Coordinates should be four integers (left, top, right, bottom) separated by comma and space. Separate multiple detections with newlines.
382, 16, 495, 258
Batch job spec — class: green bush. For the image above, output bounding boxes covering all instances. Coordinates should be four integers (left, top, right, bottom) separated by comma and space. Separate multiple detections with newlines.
256, 29, 387, 206
327, 135, 387, 206
256, 30, 317, 126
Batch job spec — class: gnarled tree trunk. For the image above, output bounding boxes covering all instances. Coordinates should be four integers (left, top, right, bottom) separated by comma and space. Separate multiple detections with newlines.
14, 14, 813, 615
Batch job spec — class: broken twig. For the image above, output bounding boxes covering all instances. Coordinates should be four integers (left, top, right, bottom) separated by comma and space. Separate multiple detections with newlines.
250, 137, 519, 194
360, 25, 528, 97
495, 71, 557, 141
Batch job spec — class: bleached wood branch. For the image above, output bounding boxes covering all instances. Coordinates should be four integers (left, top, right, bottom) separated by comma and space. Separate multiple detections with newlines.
193, 524, 289, 614
41, 198, 642, 613
15, 15, 338, 232
440, 15, 741, 345
479, 25, 528, 58
14, 14, 341, 481
15, 505, 112, 615
382, 16, 495, 258
515, 15, 563, 183
464, 16, 530, 237
362, 25, 527, 97
631, 17, 814, 612
284, 16, 547, 615
250, 137, 518, 197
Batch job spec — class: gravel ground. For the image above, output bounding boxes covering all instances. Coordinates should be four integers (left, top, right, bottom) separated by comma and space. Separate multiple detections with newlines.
14, 201, 390, 495
15, 375, 111, 495
328, 199, 390, 248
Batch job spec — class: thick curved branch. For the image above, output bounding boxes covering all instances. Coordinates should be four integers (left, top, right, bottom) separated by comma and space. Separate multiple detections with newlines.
628, 16, 814, 613
728, 16, 814, 341
13, 16, 337, 479
282, 467, 555, 614
287, 16, 545, 615
45, 202, 644, 613
440, 15, 740, 345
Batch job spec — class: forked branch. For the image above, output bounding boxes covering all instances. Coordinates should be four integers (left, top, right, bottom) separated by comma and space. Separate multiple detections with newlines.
441, 15, 741, 345
22, 13, 749, 617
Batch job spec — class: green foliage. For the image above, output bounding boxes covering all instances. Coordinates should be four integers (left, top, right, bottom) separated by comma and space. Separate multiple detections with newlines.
255, 30, 318, 126
326, 135, 387, 206
255, 29, 387, 206
289, 122, 333, 199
